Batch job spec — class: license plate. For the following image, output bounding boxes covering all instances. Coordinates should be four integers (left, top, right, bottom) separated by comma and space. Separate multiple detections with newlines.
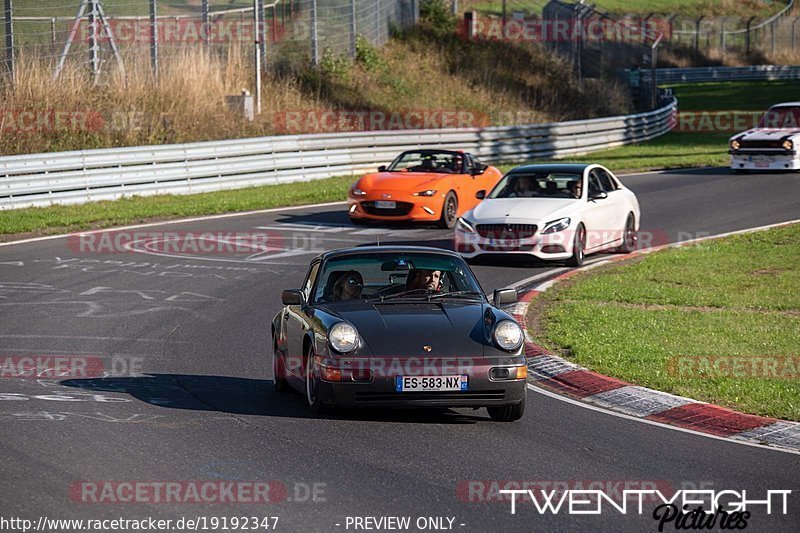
395, 375, 468, 392
375, 200, 396, 209
488, 238, 520, 246
750, 156, 770, 168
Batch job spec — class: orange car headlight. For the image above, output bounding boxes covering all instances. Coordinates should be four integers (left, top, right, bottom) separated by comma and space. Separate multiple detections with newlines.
412, 189, 438, 197
351, 187, 367, 197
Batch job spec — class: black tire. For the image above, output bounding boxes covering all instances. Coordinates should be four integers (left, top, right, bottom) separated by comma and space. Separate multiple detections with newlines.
487, 395, 526, 422
438, 192, 458, 229
566, 223, 586, 267
617, 214, 637, 254
305, 348, 326, 413
272, 338, 288, 392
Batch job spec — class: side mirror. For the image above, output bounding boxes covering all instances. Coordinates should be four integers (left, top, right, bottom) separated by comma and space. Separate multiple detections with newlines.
378, 165, 387, 172
476, 190, 486, 200
590, 191, 608, 200
282, 289, 304, 306
493, 288, 518, 306
472, 163, 488, 175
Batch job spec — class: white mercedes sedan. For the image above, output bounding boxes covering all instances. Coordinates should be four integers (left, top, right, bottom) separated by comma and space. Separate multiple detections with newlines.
454, 164, 640, 267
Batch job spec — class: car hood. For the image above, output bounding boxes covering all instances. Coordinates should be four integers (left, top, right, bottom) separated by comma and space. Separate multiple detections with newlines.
316, 299, 490, 357
469, 197, 578, 225
732, 129, 800, 141
357, 172, 447, 193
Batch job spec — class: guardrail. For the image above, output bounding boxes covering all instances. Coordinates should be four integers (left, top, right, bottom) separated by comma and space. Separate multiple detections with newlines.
0, 98, 677, 210
642, 65, 800, 84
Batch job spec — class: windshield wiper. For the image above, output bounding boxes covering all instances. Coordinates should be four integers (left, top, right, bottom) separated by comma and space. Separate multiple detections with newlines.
427, 291, 484, 300
377, 288, 433, 301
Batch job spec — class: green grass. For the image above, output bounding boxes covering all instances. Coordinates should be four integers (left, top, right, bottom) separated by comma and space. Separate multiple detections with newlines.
0, 175, 353, 238
534, 224, 800, 421
667, 80, 800, 111
539, 132, 732, 173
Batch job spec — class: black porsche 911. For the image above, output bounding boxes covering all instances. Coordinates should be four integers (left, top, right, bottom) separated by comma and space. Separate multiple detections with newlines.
271, 246, 528, 421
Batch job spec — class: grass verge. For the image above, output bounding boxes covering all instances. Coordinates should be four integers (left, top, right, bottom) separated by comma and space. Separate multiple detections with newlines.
530, 223, 800, 421
0, 175, 354, 239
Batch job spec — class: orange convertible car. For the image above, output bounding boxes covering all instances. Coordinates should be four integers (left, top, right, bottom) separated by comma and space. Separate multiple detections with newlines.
347, 150, 503, 228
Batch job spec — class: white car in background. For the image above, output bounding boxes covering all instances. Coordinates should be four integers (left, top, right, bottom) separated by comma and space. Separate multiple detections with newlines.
454, 164, 640, 267
729, 102, 800, 172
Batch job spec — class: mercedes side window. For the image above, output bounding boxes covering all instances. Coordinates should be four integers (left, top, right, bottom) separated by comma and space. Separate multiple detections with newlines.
588, 171, 603, 195
596, 169, 617, 191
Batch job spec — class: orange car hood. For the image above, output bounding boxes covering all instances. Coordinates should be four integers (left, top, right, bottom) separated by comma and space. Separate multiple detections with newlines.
357, 171, 450, 192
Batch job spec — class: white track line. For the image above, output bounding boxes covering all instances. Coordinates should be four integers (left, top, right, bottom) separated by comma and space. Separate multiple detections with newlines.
527, 384, 800, 457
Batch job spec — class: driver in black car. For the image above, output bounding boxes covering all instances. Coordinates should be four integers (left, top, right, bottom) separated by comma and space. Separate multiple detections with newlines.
405, 269, 442, 291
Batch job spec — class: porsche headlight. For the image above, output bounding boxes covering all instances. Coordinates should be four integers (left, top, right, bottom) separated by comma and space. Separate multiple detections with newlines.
351, 187, 367, 197
782, 139, 794, 151
455, 217, 477, 234
329, 322, 359, 353
493, 320, 524, 351
541, 217, 571, 234
730, 139, 740, 151
413, 189, 438, 197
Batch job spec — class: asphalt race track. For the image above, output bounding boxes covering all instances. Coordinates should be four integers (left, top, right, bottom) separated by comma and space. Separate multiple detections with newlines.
1, 168, 799, 532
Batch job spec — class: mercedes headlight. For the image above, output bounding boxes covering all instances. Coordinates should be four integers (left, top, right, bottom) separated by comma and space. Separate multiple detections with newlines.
541, 217, 571, 234
412, 189, 438, 197
782, 139, 794, 151
493, 320, 524, 351
730, 139, 740, 151
455, 217, 477, 234
328, 322, 359, 353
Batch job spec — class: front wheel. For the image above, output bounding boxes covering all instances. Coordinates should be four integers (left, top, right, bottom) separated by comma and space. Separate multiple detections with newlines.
617, 214, 637, 254
305, 349, 326, 413
487, 395, 526, 422
565, 224, 586, 267
438, 192, 458, 229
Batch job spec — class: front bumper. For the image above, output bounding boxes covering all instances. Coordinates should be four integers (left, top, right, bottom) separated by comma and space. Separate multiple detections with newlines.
454, 228, 574, 260
347, 191, 445, 222
730, 152, 800, 171
313, 355, 527, 408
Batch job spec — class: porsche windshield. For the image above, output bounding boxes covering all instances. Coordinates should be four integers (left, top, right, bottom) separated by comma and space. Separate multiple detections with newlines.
387, 151, 464, 174
488, 172, 583, 199
759, 107, 800, 129
313, 252, 483, 303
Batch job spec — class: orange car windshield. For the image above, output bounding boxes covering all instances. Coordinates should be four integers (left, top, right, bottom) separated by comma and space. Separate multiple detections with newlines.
387, 151, 463, 174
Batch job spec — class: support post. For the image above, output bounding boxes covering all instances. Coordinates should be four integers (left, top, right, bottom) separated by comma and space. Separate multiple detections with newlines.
651, 34, 662, 110
310, 0, 318, 65
89, 0, 99, 82
253, 0, 261, 114
746, 16, 756, 54
4, 0, 13, 84
350, 0, 356, 59
150, 0, 158, 82
202, 0, 209, 46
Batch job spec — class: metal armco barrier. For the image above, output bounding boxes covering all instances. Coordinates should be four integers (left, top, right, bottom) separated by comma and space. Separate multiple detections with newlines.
642, 65, 800, 84
0, 99, 677, 210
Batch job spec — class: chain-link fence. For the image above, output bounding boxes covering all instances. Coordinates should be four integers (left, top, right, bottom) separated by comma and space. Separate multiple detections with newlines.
1, 0, 417, 84
457, 0, 800, 62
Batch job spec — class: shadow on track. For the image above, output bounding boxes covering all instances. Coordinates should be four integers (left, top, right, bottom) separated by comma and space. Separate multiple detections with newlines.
59, 374, 487, 424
